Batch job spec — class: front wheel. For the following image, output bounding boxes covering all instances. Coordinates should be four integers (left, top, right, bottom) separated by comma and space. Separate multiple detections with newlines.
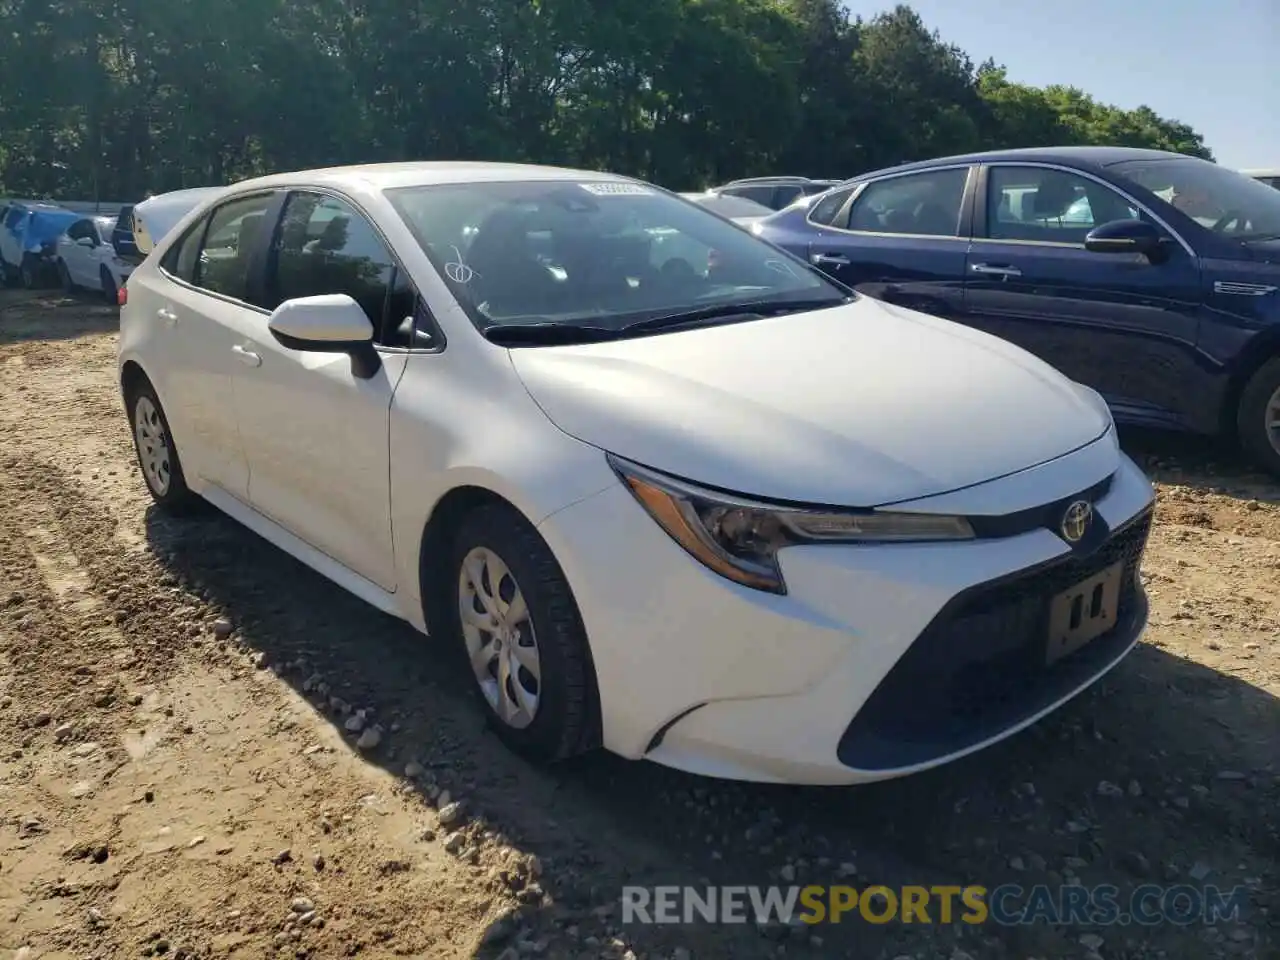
448, 502, 599, 764
1236, 357, 1280, 478
19, 255, 40, 290
127, 380, 197, 512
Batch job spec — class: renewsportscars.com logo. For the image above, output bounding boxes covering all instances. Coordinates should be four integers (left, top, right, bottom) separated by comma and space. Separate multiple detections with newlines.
621, 884, 1248, 927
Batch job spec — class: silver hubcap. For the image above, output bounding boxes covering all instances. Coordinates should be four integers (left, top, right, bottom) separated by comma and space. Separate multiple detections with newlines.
458, 546, 540, 729
133, 396, 172, 495
1266, 385, 1280, 457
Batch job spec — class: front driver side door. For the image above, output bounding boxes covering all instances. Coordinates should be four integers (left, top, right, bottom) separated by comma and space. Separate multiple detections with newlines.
961, 163, 1203, 429
805, 165, 974, 321
230, 190, 412, 591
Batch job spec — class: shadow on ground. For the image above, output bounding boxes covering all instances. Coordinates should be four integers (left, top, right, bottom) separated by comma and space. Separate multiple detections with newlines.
1119, 426, 1280, 505
0, 288, 118, 345
141, 494, 1279, 960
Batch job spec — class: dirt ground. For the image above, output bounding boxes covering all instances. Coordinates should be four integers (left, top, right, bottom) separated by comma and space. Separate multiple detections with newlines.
0, 288, 1276, 960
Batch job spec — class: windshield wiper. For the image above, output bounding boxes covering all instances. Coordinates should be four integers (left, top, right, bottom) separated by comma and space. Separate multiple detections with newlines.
480, 295, 851, 346
617, 296, 851, 336
481, 322, 620, 346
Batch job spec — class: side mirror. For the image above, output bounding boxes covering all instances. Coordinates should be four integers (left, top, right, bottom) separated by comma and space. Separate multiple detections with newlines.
1084, 219, 1166, 261
75, 236, 95, 248
267, 294, 382, 379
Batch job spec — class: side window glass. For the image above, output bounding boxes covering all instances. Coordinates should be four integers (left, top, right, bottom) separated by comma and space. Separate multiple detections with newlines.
734, 186, 777, 207
193, 193, 276, 303
66, 220, 91, 242
269, 192, 421, 347
161, 215, 210, 284
807, 187, 856, 227
847, 168, 969, 237
987, 167, 1140, 243
773, 185, 803, 208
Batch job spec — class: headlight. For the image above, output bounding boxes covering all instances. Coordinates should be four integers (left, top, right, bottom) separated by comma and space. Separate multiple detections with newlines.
608, 455, 974, 594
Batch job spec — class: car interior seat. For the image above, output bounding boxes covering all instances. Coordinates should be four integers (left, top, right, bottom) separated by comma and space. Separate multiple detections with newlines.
465, 206, 560, 316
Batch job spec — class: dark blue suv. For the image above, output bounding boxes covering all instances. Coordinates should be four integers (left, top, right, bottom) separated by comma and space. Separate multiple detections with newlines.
754, 147, 1280, 476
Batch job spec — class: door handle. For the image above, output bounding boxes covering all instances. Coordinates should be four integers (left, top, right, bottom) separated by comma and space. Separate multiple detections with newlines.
231, 344, 262, 367
157, 307, 178, 326
970, 263, 1022, 278
812, 252, 851, 266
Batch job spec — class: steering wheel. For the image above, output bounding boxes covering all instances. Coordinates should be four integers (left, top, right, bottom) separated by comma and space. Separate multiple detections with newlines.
660, 258, 698, 284
1211, 209, 1247, 233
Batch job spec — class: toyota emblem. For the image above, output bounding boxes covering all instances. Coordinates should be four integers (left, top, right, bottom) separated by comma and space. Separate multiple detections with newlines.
1060, 500, 1093, 544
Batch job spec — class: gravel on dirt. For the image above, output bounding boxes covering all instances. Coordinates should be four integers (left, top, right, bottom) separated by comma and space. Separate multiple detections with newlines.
0, 290, 1276, 959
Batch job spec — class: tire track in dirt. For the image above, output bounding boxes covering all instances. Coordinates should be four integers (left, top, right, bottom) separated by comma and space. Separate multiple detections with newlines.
0, 453, 557, 958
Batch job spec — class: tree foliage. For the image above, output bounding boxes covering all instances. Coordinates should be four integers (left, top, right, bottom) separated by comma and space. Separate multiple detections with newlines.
0, 0, 1213, 200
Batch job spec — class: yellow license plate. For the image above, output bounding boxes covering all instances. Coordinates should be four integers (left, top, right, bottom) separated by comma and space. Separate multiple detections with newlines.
1046, 561, 1123, 665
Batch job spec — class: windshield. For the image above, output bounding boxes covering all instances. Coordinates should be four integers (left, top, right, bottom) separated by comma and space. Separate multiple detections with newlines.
1110, 158, 1280, 240
692, 194, 773, 220
385, 179, 845, 335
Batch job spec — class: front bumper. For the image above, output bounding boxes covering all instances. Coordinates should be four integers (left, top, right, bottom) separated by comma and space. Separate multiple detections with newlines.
538, 440, 1155, 785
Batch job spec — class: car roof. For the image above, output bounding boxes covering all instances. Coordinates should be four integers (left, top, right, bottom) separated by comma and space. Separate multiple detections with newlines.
229, 161, 632, 193
846, 146, 1193, 183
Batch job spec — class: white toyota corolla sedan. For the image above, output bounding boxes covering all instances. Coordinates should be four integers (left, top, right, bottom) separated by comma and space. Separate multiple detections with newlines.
117, 162, 1156, 785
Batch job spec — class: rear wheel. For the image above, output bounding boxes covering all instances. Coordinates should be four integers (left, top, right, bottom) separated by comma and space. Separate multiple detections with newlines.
19, 255, 40, 290
58, 260, 76, 293
1236, 357, 1280, 478
127, 379, 197, 512
447, 502, 599, 764
100, 267, 118, 305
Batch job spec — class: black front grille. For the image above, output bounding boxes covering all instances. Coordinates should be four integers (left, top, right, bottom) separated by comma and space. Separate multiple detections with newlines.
837, 509, 1153, 771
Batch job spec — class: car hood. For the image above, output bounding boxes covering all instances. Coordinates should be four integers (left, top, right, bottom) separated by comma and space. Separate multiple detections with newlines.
509, 297, 1112, 506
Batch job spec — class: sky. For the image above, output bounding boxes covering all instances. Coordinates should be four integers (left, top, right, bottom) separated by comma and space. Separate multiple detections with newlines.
844, 0, 1280, 170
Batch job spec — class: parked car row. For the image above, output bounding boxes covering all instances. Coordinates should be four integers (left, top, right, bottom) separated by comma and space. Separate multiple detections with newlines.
0, 198, 137, 300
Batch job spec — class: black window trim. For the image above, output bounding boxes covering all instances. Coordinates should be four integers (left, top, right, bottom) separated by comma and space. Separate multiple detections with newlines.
971, 161, 1195, 257
268, 186, 446, 355
804, 184, 858, 228
810, 163, 978, 241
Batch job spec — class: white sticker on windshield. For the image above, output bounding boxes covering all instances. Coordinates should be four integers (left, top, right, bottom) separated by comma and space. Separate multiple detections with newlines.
578, 182, 654, 196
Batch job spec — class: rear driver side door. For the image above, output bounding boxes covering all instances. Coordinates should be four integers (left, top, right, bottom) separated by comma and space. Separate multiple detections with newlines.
149, 191, 280, 500
804, 164, 975, 321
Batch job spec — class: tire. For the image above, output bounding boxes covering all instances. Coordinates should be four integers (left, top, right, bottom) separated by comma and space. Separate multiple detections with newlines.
126, 378, 197, 512
446, 502, 599, 763
19, 255, 39, 290
1236, 357, 1280, 478
100, 267, 118, 305
58, 260, 76, 293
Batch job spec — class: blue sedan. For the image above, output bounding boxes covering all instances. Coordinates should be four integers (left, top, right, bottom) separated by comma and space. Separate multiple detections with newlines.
753, 147, 1280, 476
